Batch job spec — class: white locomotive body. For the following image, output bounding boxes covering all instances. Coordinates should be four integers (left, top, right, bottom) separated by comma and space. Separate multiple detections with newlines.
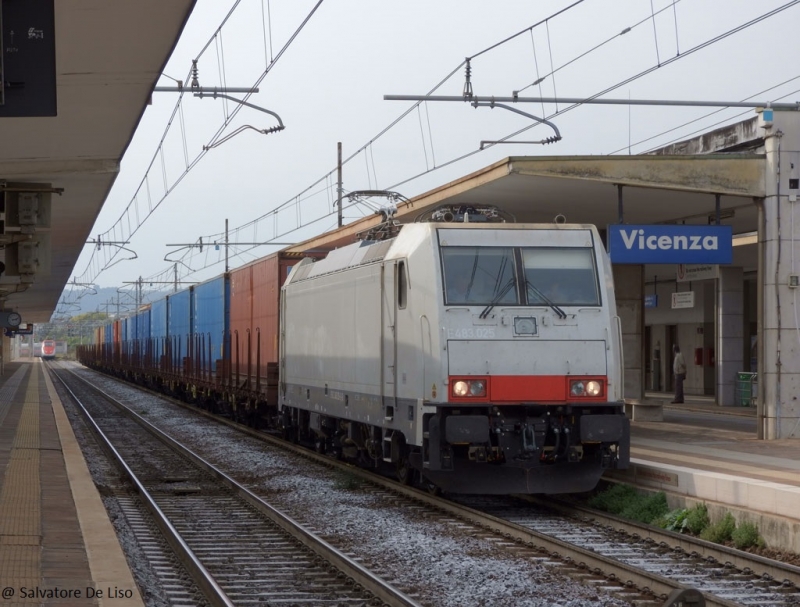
280, 218, 629, 494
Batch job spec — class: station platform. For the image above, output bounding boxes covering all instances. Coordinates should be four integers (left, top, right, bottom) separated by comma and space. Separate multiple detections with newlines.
0, 360, 143, 606
613, 391, 800, 553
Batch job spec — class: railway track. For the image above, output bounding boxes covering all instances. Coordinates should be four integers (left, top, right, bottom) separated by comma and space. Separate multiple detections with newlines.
452, 495, 800, 607
526, 496, 800, 592
53, 362, 800, 606
50, 363, 418, 607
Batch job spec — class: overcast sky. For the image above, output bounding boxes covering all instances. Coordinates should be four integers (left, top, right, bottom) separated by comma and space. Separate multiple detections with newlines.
64, 0, 800, 302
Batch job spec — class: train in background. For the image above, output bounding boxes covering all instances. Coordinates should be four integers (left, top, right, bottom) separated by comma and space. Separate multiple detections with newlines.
41, 339, 57, 360
29, 340, 66, 359
78, 205, 629, 494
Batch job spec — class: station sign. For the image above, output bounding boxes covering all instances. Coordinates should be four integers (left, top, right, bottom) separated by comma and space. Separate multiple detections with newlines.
0, 0, 57, 117
671, 292, 695, 309
677, 264, 719, 282
4, 323, 33, 337
644, 294, 658, 309
608, 225, 733, 264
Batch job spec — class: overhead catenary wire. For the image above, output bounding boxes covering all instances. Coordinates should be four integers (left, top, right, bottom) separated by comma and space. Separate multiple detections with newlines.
262, 0, 273, 64
672, 0, 681, 55
650, 0, 661, 66
71, 0, 326, 293
63, 1, 799, 306
606, 75, 800, 155
391, 0, 800, 164
424, 101, 437, 168
113, 2, 800, 293
515, 0, 682, 96
160, 0, 590, 245
123, 1, 596, 287
468, 0, 586, 61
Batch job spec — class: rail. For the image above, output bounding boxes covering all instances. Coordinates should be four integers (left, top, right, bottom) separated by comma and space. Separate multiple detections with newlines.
53, 364, 422, 607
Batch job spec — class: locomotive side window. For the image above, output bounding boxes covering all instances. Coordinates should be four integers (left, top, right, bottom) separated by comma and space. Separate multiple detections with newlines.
397, 260, 408, 309
442, 247, 519, 305
521, 247, 600, 306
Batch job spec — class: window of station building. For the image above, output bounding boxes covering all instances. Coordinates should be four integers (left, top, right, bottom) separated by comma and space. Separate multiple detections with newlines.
521, 247, 600, 306
441, 246, 519, 305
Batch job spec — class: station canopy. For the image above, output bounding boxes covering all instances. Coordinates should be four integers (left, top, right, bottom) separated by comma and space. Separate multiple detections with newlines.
290, 154, 765, 277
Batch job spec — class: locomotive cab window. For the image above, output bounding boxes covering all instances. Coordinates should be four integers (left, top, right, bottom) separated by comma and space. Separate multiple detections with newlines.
441, 247, 519, 305
521, 247, 600, 306
441, 245, 600, 307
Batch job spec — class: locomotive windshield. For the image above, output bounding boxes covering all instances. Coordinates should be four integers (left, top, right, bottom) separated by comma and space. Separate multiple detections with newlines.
442, 245, 600, 306
522, 247, 600, 306
442, 247, 519, 305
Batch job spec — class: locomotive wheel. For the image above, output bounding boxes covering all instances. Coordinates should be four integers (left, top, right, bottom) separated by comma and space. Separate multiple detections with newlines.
282, 424, 297, 443
314, 437, 326, 454
421, 477, 441, 496
395, 460, 413, 485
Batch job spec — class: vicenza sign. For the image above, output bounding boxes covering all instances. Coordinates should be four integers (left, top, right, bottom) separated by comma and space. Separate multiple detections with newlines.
608, 225, 733, 264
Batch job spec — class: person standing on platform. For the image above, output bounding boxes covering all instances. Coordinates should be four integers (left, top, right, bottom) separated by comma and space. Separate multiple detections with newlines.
672, 344, 686, 403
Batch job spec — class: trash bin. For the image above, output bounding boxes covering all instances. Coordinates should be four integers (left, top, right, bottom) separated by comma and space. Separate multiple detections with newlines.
735, 372, 757, 406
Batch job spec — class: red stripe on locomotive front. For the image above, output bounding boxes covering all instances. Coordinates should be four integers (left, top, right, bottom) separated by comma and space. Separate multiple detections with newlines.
449, 375, 607, 403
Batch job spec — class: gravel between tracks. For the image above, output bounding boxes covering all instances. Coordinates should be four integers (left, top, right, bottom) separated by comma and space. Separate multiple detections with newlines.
55, 372, 181, 607
63, 364, 634, 607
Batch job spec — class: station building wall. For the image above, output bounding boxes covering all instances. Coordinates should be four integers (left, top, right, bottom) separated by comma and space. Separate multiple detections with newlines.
643, 274, 756, 399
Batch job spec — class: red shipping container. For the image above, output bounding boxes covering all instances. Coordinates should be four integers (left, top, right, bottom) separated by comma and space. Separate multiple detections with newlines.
229, 251, 325, 384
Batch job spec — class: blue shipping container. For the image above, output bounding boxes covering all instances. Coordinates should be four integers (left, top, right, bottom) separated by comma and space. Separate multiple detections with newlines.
135, 309, 151, 342
168, 288, 193, 338
150, 297, 168, 365
168, 288, 193, 367
193, 275, 229, 373
123, 316, 136, 343
151, 298, 168, 339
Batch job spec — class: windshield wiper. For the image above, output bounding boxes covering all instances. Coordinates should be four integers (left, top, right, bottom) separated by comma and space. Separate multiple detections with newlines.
526, 280, 567, 319
479, 279, 516, 319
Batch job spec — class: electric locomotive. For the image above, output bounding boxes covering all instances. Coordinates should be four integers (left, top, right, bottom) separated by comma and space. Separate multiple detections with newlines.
279, 206, 629, 494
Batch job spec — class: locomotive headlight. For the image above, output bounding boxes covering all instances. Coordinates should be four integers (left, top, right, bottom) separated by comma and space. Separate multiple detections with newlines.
585, 380, 602, 396
451, 379, 488, 398
570, 381, 585, 396
453, 381, 470, 397
569, 379, 604, 398
469, 380, 486, 397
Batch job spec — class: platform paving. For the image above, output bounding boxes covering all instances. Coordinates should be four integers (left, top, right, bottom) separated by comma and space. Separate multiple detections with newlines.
0, 361, 143, 606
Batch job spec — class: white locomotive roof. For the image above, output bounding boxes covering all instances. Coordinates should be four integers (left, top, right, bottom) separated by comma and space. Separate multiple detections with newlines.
437, 225, 595, 248
291, 222, 601, 282
296, 238, 396, 281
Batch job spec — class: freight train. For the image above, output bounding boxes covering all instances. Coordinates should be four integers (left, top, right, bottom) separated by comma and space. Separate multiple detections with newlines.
78, 206, 629, 494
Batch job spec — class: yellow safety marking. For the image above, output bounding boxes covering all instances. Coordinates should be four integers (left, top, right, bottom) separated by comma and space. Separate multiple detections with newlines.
0, 365, 41, 584
43, 365, 145, 607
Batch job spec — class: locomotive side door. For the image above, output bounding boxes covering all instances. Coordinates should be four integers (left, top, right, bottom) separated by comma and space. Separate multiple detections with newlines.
381, 261, 397, 418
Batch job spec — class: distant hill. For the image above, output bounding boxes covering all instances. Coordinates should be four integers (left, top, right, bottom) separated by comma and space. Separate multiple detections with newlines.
53, 285, 167, 319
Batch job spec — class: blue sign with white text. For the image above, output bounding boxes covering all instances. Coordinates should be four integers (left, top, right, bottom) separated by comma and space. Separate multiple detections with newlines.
644, 294, 658, 309
608, 224, 733, 264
